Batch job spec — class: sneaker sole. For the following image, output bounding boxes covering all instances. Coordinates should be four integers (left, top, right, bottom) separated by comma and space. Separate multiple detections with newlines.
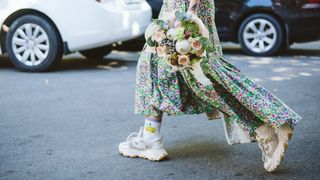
266, 130, 293, 172
119, 147, 168, 161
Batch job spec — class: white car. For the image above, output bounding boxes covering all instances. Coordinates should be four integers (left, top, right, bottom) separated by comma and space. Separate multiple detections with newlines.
0, 0, 152, 72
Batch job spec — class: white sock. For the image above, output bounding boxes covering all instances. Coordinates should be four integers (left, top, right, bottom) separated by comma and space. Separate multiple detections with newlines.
143, 117, 161, 144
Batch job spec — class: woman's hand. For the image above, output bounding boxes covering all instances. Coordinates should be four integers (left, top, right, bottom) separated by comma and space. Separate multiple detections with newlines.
187, 0, 200, 15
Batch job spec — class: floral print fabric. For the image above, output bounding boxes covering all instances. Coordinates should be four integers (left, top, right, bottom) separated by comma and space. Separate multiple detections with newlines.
134, 0, 301, 144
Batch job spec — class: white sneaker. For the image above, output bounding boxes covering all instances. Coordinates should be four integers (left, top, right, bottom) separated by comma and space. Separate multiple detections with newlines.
256, 123, 294, 172
256, 124, 280, 172
119, 127, 168, 161
274, 123, 293, 165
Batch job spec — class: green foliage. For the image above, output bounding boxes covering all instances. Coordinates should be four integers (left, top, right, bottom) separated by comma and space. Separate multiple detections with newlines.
175, 11, 185, 21
190, 57, 202, 65
181, 21, 200, 37
175, 27, 185, 41
200, 56, 211, 72
175, 11, 192, 21
199, 37, 215, 52
147, 37, 155, 47
154, 19, 167, 29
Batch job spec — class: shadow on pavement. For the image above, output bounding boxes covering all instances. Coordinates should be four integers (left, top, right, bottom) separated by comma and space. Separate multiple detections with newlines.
0, 47, 319, 72
164, 139, 299, 177
167, 140, 230, 161
55, 58, 136, 72
0, 56, 136, 72
222, 48, 320, 56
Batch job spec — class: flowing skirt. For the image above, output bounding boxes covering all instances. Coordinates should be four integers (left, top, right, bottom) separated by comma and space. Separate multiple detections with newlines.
134, 0, 301, 144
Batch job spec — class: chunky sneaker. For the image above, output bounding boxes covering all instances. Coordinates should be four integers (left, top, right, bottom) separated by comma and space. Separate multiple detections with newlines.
255, 124, 280, 172
274, 123, 293, 166
119, 127, 168, 161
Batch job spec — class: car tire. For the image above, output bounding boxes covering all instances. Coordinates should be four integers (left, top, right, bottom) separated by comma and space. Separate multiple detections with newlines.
238, 13, 284, 56
5, 14, 63, 72
80, 46, 113, 60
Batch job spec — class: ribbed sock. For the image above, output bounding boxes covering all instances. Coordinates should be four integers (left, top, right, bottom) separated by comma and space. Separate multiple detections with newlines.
143, 117, 161, 144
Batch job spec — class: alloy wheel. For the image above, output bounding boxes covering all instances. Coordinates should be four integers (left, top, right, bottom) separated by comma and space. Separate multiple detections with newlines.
242, 19, 277, 54
11, 23, 50, 66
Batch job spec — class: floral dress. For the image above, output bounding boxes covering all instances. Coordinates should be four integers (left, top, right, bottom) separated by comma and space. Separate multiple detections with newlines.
134, 0, 302, 144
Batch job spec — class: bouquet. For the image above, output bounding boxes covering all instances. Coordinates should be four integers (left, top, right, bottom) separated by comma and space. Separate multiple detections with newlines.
144, 11, 215, 70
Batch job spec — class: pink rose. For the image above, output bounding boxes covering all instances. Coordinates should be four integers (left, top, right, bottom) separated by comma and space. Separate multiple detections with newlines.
156, 46, 169, 57
178, 55, 190, 66
153, 30, 166, 43
191, 40, 202, 51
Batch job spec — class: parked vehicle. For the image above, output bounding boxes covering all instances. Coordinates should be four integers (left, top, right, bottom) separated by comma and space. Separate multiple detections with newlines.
215, 0, 320, 56
0, 0, 152, 72
113, 0, 163, 52
127, 0, 320, 56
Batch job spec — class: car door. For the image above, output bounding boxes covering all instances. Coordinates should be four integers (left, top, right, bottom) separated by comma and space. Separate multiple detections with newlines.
214, 0, 244, 41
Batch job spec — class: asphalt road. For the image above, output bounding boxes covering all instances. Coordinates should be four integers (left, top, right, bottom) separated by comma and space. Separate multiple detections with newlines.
0, 43, 320, 180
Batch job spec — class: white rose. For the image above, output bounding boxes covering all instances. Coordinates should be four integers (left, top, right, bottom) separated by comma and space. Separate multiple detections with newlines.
145, 23, 160, 40
166, 28, 178, 40
175, 40, 191, 55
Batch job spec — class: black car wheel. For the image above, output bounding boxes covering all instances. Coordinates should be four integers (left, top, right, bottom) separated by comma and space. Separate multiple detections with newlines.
6, 15, 63, 72
238, 13, 284, 56
80, 46, 113, 60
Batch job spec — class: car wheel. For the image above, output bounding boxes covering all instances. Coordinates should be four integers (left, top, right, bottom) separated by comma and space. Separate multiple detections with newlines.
5, 15, 63, 72
80, 46, 113, 60
238, 14, 283, 56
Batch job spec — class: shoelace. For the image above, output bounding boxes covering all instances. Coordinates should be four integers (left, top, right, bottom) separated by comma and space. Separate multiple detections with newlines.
125, 127, 164, 149
258, 142, 267, 162
126, 127, 145, 148
257, 133, 272, 162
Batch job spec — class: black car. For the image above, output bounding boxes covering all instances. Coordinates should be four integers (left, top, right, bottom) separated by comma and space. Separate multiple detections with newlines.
215, 0, 320, 56
122, 0, 320, 56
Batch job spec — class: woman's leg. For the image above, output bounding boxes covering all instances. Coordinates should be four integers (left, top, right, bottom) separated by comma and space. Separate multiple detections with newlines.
146, 113, 163, 121
143, 113, 163, 144
119, 111, 168, 161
